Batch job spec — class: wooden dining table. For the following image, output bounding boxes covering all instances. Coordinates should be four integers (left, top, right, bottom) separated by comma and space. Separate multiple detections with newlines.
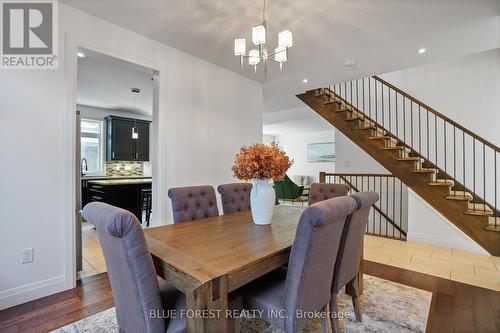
144, 204, 363, 333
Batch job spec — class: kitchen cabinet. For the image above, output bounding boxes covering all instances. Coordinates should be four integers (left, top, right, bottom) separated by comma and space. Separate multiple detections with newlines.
105, 116, 151, 161
86, 178, 152, 221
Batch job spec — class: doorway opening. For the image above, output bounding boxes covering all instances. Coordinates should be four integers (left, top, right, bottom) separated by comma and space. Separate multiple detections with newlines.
75, 48, 158, 279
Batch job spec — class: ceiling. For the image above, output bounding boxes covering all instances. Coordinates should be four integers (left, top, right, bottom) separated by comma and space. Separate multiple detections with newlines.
64, 0, 500, 114
77, 49, 154, 115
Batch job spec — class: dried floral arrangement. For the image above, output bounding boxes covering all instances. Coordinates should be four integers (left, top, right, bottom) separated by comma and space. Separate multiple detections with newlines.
232, 142, 293, 181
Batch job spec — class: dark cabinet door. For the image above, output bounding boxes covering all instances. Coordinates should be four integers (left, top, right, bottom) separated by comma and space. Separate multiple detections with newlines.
106, 116, 151, 161
136, 121, 150, 161
107, 118, 136, 160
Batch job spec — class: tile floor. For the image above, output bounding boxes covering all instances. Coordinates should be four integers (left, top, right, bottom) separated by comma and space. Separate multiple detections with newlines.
78, 221, 500, 292
77, 222, 106, 280
364, 235, 500, 292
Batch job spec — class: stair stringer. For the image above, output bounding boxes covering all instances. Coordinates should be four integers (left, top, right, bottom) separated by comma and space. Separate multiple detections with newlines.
297, 91, 500, 255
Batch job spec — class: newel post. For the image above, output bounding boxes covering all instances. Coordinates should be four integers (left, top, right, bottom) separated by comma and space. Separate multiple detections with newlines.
319, 172, 326, 183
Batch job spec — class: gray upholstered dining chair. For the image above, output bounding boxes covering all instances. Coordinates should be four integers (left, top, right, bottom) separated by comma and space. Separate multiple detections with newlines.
329, 191, 379, 333
82, 202, 186, 333
217, 182, 252, 214
308, 183, 351, 205
239, 196, 358, 333
167, 185, 219, 223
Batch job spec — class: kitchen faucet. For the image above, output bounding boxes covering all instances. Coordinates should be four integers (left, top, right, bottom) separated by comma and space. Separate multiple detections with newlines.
81, 157, 88, 177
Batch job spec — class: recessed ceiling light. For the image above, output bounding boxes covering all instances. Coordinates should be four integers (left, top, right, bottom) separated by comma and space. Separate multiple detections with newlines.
302, 78, 308, 83
77, 52, 86, 58
418, 48, 426, 54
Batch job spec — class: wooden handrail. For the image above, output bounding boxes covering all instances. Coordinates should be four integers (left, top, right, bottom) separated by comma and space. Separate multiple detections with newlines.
372, 75, 500, 153
322, 172, 395, 177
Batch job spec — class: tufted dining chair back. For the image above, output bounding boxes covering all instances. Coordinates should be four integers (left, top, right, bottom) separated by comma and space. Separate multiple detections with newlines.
82, 202, 165, 333
217, 183, 252, 214
168, 185, 219, 223
283, 196, 357, 332
308, 183, 351, 205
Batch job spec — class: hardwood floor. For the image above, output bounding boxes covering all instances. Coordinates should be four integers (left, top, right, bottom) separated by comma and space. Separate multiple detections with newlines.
1, 261, 499, 333
0, 274, 113, 333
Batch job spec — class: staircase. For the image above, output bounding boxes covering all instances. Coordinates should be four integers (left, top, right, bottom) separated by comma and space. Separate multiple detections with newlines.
297, 76, 500, 255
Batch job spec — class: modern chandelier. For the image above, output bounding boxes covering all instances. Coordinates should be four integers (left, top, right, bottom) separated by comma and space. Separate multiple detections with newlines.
233, 0, 293, 75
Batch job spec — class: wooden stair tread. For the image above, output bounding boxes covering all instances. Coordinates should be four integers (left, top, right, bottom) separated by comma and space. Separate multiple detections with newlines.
369, 135, 392, 140
345, 116, 361, 121
398, 157, 425, 162
332, 108, 349, 113
383, 146, 410, 151
465, 203, 493, 216
485, 215, 500, 231
446, 191, 473, 201
413, 168, 438, 174
428, 179, 454, 187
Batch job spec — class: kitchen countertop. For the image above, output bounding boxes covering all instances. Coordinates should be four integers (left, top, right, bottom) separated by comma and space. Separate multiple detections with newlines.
82, 175, 151, 180
87, 178, 152, 186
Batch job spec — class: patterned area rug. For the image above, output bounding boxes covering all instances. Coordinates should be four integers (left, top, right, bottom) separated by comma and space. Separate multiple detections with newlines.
52, 275, 431, 333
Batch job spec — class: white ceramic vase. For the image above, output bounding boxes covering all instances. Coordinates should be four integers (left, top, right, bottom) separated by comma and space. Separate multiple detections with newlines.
250, 179, 276, 225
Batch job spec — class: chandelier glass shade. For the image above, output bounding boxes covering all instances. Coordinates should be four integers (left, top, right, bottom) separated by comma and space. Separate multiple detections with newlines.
233, 0, 292, 74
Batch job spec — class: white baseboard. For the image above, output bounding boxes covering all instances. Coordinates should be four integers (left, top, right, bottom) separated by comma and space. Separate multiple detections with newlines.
407, 231, 488, 254
0, 275, 66, 310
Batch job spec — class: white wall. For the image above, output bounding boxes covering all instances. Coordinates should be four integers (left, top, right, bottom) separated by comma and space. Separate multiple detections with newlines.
0, 4, 262, 309
335, 131, 389, 174
275, 130, 335, 183
380, 48, 500, 147
263, 134, 275, 145
407, 190, 488, 254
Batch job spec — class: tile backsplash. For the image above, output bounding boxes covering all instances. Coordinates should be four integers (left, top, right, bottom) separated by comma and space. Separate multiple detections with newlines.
106, 161, 144, 177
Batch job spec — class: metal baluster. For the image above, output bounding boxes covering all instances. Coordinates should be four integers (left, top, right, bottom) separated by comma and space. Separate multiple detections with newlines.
388, 88, 392, 133
495, 151, 498, 229
403, 96, 406, 144
372, 176, 375, 234
473, 138, 476, 199
483, 144, 486, 213
386, 177, 389, 237
379, 177, 382, 235
350, 81, 353, 108
375, 81, 378, 123
400, 180, 403, 239
411, 101, 414, 148
453, 126, 456, 181
419, 105, 422, 154
435, 115, 438, 166
444, 122, 447, 182
381, 84, 385, 128
369, 78, 372, 119
427, 109, 430, 161
463, 132, 466, 197
392, 176, 395, 238
362, 78, 366, 116
396, 93, 399, 137
356, 79, 359, 110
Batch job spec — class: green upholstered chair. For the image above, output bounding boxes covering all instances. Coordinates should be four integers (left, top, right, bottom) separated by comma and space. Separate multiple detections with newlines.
274, 175, 305, 203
